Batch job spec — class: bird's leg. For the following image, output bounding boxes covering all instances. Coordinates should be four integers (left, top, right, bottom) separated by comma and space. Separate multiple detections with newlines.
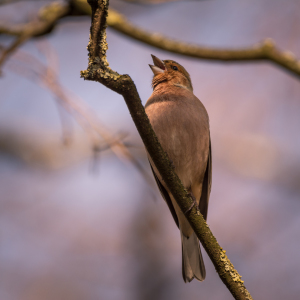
185, 191, 200, 215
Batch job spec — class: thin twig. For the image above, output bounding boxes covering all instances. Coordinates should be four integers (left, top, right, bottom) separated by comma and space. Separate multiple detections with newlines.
0, 34, 29, 72
0, 1, 69, 70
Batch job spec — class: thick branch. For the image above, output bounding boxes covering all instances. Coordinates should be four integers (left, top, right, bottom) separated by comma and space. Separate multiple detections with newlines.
81, 1, 253, 299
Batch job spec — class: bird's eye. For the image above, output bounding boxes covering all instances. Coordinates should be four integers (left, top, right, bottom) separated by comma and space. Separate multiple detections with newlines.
172, 66, 178, 71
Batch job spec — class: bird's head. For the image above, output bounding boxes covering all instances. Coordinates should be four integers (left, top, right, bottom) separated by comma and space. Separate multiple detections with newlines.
149, 55, 193, 92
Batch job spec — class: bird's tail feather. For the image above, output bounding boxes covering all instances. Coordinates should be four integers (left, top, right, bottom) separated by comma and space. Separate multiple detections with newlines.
181, 231, 206, 283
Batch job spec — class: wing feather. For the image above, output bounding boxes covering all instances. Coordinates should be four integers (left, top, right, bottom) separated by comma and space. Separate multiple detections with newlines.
149, 162, 179, 228
199, 138, 212, 221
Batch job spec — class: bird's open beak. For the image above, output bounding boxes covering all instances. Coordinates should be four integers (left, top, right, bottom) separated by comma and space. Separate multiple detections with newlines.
149, 54, 165, 75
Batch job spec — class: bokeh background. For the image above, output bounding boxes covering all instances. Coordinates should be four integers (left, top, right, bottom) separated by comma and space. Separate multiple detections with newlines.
1, 0, 300, 299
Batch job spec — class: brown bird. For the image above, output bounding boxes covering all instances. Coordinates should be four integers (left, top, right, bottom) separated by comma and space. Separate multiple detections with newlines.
145, 55, 212, 283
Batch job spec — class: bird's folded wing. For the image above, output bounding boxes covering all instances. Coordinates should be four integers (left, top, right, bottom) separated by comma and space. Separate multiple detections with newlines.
149, 162, 179, 228
199, 138, 212, 221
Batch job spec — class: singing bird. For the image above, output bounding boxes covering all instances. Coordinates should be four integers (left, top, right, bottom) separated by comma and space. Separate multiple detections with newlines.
145, 55, 212, 282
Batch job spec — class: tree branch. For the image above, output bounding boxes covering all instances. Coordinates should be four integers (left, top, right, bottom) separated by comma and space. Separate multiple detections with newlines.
1, 0, 300, 80
0, 1, 70, 70
104, 8, 300, 78
81, 1, 253, 299
72, 0, 300, 78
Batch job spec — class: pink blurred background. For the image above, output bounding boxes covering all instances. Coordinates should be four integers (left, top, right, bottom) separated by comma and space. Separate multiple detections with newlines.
1, 0, 300, 299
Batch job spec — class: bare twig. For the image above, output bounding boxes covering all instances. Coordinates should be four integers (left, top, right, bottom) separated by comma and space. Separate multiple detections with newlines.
0, 34, 29, 71
0, 1, 69, 70
81, 1, 253, 299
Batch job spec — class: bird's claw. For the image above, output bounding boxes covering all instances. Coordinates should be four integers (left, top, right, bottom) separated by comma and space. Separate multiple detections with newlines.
184, 192, 199, 215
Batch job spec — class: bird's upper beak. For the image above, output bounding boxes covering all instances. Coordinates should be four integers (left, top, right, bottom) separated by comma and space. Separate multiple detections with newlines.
149, 54, 165, 75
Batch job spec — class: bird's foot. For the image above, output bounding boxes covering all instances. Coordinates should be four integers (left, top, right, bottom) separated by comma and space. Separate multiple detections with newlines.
185, 192, 200, 215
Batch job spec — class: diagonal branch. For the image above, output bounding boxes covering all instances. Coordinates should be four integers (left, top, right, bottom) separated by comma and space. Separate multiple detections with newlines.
81, 1, 253, 299
0, 34, 29, 70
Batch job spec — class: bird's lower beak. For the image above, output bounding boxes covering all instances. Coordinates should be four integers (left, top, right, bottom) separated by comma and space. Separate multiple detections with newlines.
149, 54, 165, 75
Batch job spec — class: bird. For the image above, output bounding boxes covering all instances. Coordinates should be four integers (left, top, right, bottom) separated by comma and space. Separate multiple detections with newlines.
145, 54, 212, 283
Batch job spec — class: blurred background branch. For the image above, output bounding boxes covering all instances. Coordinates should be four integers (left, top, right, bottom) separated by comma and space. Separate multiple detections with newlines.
1, 0, 300, 78
2, 40, 156, 190
0, 1, 69, 69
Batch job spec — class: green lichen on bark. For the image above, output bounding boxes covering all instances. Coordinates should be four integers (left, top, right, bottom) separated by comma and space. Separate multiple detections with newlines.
82, 0, 120, 82
219, 249, 253, 300
220, 250, 244, 283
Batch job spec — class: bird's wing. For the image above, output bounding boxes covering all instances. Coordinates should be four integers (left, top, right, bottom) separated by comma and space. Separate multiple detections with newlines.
149, 162, 179, 228
199, 138, 212, 221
